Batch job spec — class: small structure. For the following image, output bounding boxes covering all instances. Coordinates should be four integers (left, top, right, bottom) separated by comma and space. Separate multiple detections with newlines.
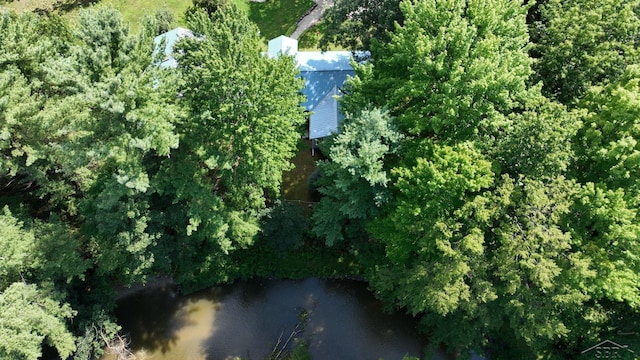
268, 35, 299, 58
153, 27, 194, 69
268, 36, 357, 152
154, 30, 358, 153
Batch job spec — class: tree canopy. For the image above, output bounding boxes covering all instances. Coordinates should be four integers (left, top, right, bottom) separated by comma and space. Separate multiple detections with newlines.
0, 3, 306, 357
319, 0, 403, 51
532, 0, 640, 105
2, 0, 640, 358
313, 0, 640, 357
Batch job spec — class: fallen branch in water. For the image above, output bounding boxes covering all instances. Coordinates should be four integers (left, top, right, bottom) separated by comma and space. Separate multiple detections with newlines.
98, 326, 136, 360
269, 309, 309, 360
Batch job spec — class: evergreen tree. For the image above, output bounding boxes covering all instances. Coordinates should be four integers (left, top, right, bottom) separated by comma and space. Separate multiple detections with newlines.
312, 108, 401, 245
58, 6, 181, 286
0, 207, 85, 359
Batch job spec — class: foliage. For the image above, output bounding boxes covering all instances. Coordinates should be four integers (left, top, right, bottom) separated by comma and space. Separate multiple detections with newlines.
64, 5, 181, 286
0, 208, 83, 360
318, 0, 640, 357
159, 5, 306, 290
2, 1, 640, 359
186, 0, 230, 18
0, 282, 77, 359
152, 7, 177, 35
569, 65, 640, 311
73, 311, 123, 360
261, 200, 309, 254
312, 108, 401, 245
533, 0, 640, 105
0, 4, 308, 357
0, 11, 79, 209
319, 0, 402, 51
493, 93, 580, 178
343, 0, 533, 149
573, 65, 640, 194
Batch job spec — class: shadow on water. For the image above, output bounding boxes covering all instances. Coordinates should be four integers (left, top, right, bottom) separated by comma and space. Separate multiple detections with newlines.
199, 278, 425, 360
200, 279, 313, 360
113, 284, 231, 355
110, 278, 437, 359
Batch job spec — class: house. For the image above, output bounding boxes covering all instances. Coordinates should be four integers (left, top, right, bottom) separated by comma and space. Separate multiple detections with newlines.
268, 35, 356, 151
153, 30, 358, 152
153, 27, 194, 69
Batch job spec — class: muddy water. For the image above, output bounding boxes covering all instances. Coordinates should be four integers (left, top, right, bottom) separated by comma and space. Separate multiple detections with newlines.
103, 278, 430, 359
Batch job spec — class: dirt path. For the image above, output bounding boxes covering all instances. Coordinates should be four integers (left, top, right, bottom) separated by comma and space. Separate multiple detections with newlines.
290, 0, 334, 40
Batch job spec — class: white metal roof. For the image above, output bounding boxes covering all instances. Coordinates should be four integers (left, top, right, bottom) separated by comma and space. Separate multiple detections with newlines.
309, 86, 340, 139
153, 27, 194, 69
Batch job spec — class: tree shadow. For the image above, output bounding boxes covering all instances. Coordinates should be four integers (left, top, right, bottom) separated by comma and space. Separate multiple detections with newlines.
113, 284, 227, 355
199, 279, 312, 359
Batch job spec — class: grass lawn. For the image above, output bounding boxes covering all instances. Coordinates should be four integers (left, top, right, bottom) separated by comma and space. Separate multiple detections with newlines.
248, 0, 313, 40
297, 20, 324, 49
104, 0, 192, 29
1, 0, 314, 40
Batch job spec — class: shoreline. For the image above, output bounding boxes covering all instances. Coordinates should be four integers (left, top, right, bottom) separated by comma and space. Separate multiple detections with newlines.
114, 275, 176, 301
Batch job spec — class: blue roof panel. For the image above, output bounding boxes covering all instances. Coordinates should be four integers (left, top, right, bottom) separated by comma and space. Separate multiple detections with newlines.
299, 69, 354, 111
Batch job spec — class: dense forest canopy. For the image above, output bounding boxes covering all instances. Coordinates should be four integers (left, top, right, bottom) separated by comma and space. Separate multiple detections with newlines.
0, 0, 639, 359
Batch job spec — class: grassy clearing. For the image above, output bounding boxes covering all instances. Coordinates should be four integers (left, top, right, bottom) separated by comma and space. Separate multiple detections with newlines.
1, 0, 50, 12
298, 20, 342, 51
248, 0, 313, 39
104, 0, 191, 29
1, 0, 314, 40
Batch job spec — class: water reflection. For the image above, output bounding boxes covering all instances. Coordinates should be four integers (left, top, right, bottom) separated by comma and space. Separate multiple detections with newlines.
105, 278, 426, 359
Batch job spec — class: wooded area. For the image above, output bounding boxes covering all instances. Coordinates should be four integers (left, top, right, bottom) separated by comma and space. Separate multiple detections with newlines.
1, 0, 640, 359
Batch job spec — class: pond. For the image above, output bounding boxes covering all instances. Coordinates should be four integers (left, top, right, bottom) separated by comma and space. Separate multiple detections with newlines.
102, 278, 441, 360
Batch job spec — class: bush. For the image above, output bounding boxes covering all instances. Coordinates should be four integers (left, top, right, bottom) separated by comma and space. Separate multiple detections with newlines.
261, 200, 309, 254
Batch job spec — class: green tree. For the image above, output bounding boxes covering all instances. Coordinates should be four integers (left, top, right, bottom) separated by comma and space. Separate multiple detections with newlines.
58, 6, 181, 286
573, 65, 640, 194
153, 7, 176, 35
319, 0, 403, 51
344, 0, 532, 148
533, 0, 640, 105
0, 207, 86, 359
311, 108, 401, 246
568, 65, 640, 311
0, 12, 80, 211
0, 282, 76, 360
156, 6, 306, 289
186, 0, 229, 18
331, 0, 606, 356
493, 93, 580, 179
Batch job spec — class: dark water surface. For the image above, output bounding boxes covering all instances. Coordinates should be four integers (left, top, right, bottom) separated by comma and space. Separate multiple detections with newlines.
104, 278, 430, 359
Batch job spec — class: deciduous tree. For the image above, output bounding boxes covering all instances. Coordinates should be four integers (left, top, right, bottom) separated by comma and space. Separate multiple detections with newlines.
159, 6, 306, 289
533, 0, 640, 105
319, 0, 402, 51
312, 108, 401, 245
